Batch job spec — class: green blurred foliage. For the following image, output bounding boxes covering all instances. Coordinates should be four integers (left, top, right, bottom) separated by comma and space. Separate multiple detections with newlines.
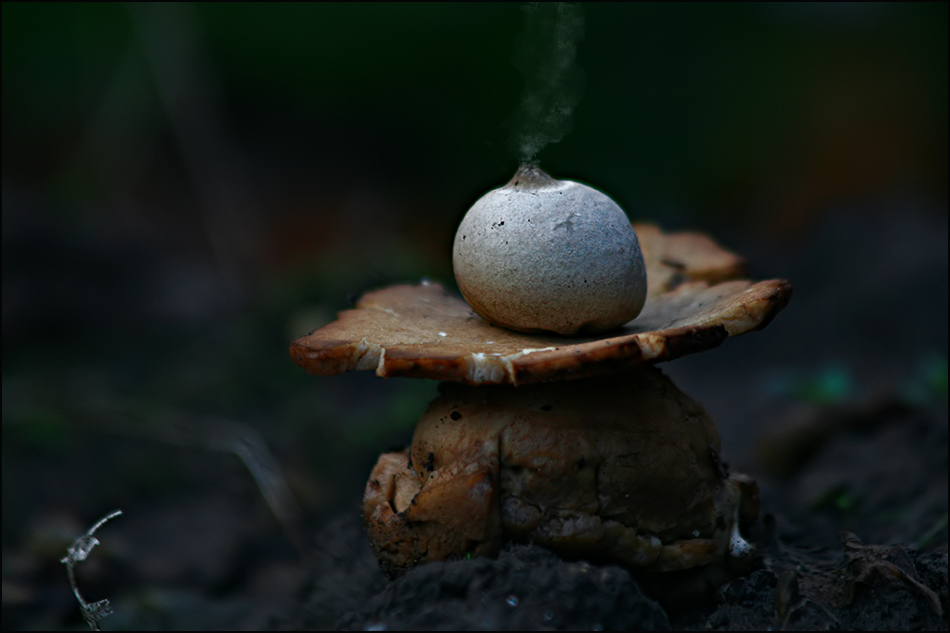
767, 362, 855, 405
4, 405, 75, 455
917, 512, 948, 549
4, 3, 947, 227
809, 483, 861, 513
902, 354, 949, 404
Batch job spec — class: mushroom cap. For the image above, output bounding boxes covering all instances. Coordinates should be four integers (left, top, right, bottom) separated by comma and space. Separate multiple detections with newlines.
453, 165, 647, 335
363, 368, 757, 576
290, 224, 791, 385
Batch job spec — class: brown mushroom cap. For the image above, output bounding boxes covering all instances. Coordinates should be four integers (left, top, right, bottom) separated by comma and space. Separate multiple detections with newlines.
290, 224, 791, 385
363, 368, 751, 576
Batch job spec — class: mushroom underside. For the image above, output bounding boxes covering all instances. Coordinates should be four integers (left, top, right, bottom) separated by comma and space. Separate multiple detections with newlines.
363, 369, 759, 577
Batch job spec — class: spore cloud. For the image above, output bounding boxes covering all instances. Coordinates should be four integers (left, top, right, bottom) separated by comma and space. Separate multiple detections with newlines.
508, 3, 586, 165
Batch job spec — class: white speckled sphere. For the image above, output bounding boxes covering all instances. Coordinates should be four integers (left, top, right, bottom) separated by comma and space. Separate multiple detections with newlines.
453, 164, 647, 336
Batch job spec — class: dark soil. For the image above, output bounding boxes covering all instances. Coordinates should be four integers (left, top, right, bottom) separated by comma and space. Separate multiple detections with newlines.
297, 519, 672, 631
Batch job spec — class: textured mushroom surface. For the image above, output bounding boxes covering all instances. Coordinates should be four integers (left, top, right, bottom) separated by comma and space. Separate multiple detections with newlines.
290, 224, 791, 385
363, 369, 758, 577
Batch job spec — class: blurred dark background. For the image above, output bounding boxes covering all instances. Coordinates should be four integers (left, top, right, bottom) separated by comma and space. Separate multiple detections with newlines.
3, 4, 947, 630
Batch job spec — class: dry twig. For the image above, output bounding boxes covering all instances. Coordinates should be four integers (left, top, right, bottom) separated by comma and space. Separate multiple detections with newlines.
61, 510, 123, 631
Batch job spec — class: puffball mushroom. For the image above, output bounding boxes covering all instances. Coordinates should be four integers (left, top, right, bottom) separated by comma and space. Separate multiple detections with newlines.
363, 368, 758, 578
453, 164, 647, 336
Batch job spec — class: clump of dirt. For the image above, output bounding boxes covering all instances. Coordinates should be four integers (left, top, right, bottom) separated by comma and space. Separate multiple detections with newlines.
707, 533, 946, 630
758, 398, 948, 550
291, 514, 669, 631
